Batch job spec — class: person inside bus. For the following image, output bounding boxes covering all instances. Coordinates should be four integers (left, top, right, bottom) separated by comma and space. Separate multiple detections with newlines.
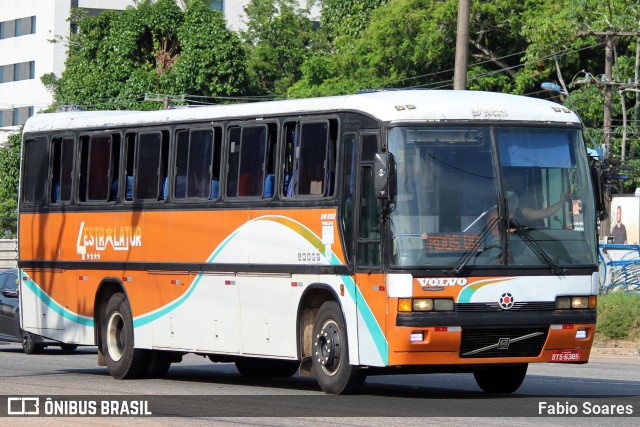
512, 189, 570, 228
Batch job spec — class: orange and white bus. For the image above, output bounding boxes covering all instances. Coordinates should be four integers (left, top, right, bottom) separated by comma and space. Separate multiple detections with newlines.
18, 90, 601, 394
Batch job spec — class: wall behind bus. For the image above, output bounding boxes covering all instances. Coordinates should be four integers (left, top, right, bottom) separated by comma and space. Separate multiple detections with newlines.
0, 239, 17, 269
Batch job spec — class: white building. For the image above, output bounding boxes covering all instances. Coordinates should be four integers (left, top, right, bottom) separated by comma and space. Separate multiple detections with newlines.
0, 0, 316, 144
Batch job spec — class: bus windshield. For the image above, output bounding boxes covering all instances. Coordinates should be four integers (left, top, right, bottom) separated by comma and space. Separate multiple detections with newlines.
388, 126, 598, 269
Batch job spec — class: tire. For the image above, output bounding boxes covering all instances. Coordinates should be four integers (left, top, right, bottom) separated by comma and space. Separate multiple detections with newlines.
473, 364, 528, 393
311, 301, 366, 394
60, 344, 78, 352
235, 358, 300, 378
21, 330, 44, 354
102, 293, 149, 379
145, 350, 172, 379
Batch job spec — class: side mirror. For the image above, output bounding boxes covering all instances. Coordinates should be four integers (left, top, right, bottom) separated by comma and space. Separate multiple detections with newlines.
374, 152, 395, 200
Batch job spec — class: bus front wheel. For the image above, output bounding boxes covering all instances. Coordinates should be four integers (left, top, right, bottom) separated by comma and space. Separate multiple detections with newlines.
473, 364, 528, 393
102, 293, 149, 379
311, 301, 366, 394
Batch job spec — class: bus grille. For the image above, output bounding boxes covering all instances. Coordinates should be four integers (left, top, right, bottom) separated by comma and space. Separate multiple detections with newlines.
455, 302, 556, 312
460, 327, 548, 358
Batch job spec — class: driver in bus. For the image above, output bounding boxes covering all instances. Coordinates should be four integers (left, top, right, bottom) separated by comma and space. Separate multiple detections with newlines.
512, 189, 570, 228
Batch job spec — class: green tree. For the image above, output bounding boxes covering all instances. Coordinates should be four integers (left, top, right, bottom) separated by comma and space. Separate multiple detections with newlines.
0, 130, 21, 238
291, 0, 532, 96
241, 0, 318, 96
46, 0, 248, 110
173, 0, 249, 97
318, 0, 389, 43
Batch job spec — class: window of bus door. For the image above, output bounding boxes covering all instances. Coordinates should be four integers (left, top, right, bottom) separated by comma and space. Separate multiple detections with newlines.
340, 133, 357, 264
357, 133, 381, 268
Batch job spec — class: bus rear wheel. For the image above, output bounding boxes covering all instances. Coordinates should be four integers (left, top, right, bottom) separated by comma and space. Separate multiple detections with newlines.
473, 364, 528, 393
312, 301, 365, 394
21, 330, 44, 354
102, 293, 149, 379
235, 358, 300, 377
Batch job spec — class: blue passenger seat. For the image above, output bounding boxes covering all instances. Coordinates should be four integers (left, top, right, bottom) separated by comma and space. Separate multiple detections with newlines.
264, 174, 275, 198
210, 179, 219, 199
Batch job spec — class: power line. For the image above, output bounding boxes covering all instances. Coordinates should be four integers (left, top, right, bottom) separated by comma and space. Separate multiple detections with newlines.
399, 42, 604, 90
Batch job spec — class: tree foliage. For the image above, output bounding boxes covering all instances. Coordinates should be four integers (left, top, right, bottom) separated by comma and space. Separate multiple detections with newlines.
0, 130, 21, 238
48, 0, 248, 110
241, 0, 318, 96
318, 0, 389, 43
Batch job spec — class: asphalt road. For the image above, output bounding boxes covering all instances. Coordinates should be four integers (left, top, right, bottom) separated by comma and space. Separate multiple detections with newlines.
0, 342, 638, 426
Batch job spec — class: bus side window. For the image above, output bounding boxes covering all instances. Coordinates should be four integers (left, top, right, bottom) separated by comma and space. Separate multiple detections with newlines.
299, 122, 328, 196
124, 133, 135, 201
174, 130, 189, 199
226, 127, 241, 197
22, 136, 48, 204
263, 125, 277, 198
134, 131, 167, 201
282, 122, 297, 197
50, 136, 74, 204
210, 127, 222, 200
227, 125, 268, 198
79, 134, 118, 202
284, 119, 336, 198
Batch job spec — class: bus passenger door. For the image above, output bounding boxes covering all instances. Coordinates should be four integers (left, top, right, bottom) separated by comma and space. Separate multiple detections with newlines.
353, 131, 388, 367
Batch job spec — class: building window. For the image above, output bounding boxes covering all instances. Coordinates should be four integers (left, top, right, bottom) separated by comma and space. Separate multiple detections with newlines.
0, 61, 35, 84
1, 107, 33, 127
207, 1, 223, 11
0, 16, 35, 39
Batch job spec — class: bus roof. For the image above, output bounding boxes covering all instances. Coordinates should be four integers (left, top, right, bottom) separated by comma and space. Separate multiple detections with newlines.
23, 90, 580, 133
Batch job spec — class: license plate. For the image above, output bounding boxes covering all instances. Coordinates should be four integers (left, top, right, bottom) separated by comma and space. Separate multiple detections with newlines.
550, 349, 582, 362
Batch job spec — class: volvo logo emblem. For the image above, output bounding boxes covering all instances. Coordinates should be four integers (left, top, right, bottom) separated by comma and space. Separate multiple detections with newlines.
498, 338, 510, 349
499, 292, 514, 310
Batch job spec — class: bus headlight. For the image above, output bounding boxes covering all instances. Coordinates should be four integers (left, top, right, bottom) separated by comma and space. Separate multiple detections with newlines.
555, 296, 596, 309
413, 299, 433, 311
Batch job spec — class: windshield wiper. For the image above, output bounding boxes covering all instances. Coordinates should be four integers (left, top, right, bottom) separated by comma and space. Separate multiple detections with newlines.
453, 216, 501, 274
509, 218, 564, 275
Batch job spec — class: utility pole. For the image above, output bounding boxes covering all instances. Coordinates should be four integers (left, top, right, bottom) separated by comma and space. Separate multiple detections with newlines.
603, 34, 613, 159
453, 0, 470, 90
143, 93, 185, 109
576, 30, 640, 239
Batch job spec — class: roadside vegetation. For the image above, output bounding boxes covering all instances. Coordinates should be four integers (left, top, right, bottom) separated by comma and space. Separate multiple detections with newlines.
597, 292, 640, 341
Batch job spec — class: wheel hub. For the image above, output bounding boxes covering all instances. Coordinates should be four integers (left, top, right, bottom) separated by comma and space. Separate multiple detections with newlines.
314, 321, 341, 374
106, 311, 125, 362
